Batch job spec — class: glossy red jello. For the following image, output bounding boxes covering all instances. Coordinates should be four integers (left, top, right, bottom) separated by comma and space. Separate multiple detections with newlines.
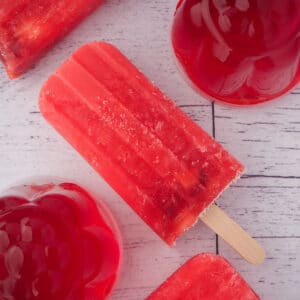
172, 0, 300, 105
0, 182, 121, 300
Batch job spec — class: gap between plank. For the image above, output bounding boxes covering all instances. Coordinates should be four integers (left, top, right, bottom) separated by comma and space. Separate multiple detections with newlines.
211, 101, 219, 255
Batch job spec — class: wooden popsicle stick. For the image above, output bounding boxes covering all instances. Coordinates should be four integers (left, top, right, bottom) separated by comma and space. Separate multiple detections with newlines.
200, 204, 265, 265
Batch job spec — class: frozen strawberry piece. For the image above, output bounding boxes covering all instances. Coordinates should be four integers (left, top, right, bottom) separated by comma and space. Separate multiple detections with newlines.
39, 42, 244, 245
146, 253, 260, 300
0, 182, 120, 300
172, 0, 300, 105
0, 0, 103, 78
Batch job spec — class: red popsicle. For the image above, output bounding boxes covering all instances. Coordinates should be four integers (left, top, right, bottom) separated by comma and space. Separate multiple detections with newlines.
146, 253, 260, 300
0, 0, 103, 78
0, 181, 121, 300
39, 42, 264, 264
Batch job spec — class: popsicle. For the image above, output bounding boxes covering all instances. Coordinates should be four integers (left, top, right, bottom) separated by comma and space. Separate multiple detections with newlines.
0, 0, 103, 79
146, 253, 260, 300
39, 42, 265, 264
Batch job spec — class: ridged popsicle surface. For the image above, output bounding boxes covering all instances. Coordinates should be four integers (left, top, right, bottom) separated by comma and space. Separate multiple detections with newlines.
146, 253, 260, 299
39, 42, 244, 245
0, 0, 103, 78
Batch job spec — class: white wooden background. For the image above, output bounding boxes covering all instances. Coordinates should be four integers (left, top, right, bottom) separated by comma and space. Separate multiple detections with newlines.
0, 1, 299, 299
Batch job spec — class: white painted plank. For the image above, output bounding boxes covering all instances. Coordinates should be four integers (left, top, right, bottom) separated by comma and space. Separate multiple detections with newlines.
219, 237, 300, 300
218, 177, 300, 238
111, 233, 216, 300
214, 95, 300, 177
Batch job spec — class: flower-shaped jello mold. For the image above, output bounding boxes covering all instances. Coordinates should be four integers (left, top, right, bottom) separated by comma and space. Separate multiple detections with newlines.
172, 0, 300, 105
0, 182, 121, 300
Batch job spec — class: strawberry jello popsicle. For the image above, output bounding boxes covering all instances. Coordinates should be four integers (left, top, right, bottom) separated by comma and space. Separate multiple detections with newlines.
0, 0, 103, 78
39, 42, 264, 263
146, 253, 260, 300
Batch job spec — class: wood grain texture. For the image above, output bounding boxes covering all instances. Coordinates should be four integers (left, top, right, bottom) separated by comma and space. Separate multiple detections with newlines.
200, 204, 265, 265
214, 96, 300, 177
218, 177, 300, 238
0, 1, 299, 299
219, 238, 300, 300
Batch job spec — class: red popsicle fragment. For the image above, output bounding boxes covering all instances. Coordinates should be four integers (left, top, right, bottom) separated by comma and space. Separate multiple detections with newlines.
172, 0, 300, 105
39, 42, 244, 245
0, 182, 121, 300
146, 253, 260, 300
0, 0, 103, 78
